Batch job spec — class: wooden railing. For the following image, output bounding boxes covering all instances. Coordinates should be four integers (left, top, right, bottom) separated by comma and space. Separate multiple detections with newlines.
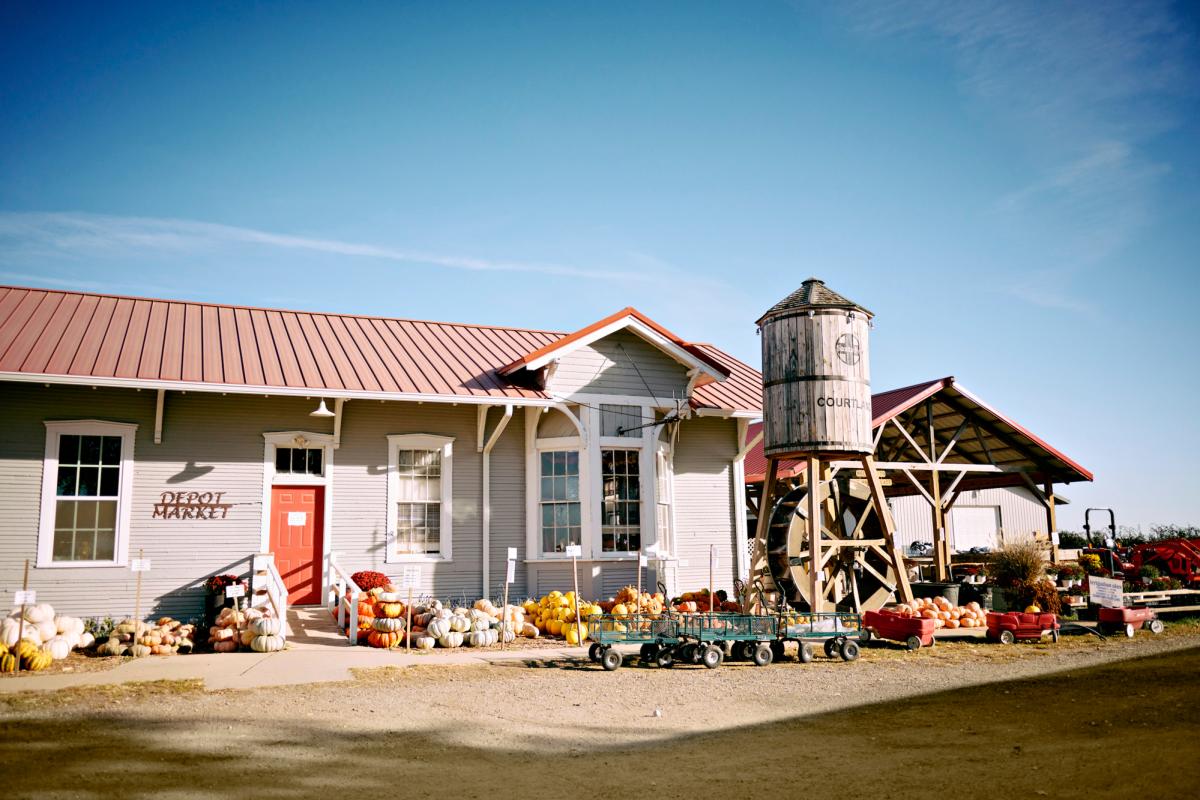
252, 553, 289, 641
326, 552, 363, 646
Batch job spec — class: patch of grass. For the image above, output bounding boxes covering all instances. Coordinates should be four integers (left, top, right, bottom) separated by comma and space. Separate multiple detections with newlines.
0, 679, 204, 715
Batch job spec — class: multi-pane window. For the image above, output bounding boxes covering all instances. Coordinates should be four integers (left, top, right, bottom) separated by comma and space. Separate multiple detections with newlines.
394, 449, 442, 555
601, 448, 641, 552
540, 450, 581, 553
656, 446, 672, 553
52, 433, 122, 562
274, 447, 323, 477
599, 404, 641, 438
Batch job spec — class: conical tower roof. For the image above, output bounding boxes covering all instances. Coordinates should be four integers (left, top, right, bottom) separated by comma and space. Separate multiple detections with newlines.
756, 278, 872, 324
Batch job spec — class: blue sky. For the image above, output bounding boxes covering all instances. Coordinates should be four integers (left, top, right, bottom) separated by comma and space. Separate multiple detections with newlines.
1, 1, 1197, 530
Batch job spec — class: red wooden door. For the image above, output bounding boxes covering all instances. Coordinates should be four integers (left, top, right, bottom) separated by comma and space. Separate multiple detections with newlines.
269, 486, 324, 604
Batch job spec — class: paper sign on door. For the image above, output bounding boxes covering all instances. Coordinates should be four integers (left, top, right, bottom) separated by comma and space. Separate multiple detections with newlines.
287, 511, 307, 526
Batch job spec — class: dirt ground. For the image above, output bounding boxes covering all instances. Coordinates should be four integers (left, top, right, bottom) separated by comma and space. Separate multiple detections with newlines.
1, 627, 1198, 799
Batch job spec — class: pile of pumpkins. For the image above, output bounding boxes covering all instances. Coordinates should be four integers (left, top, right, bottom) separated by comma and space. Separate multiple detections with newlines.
890, 597, 988, 629
525, 590, 603, 644
95, 616, 196, 657
339, 586, 538, 650
208, 605, 285, 653
1, 602, 96, 670
669, 588, 741, 614
599, 585, 667, 616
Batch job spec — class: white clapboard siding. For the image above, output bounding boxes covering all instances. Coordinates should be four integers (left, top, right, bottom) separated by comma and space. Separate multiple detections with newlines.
889, 486, 1052, 552
671, 417, 738, 595
0, 383, 323, 619
549, 330, 689, 399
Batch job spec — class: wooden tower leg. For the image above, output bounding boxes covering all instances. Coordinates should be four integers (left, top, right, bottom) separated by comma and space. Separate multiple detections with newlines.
931, 469, 948, 582
807, 456, 824, 613
861, 455, 913, 605
746, 457, 780, 612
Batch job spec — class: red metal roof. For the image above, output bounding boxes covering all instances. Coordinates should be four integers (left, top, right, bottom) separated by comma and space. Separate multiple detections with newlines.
743, 377, 1092, 485
0, 285, 763, 413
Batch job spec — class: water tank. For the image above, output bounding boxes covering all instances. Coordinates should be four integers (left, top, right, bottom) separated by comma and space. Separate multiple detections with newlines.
758, 278, 873, 457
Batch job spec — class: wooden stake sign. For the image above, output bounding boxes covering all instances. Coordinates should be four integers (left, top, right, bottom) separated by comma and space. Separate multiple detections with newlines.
400, 566, 420, 651
132, 548, 145, 643
566, 544, 583, 645
14, 560, 30, 672
502, 547, 517, 651
709, 545, 717, 614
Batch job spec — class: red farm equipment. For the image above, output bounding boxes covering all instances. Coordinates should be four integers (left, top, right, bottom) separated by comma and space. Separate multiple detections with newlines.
1129, 539, 1200, 588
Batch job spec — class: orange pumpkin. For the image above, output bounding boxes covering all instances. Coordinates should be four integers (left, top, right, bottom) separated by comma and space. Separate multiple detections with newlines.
356, 600, 376, 618
368, 630, 402, 649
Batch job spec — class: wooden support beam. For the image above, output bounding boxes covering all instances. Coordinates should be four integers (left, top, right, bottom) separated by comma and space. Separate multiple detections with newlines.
891, 416, 933, 464
931, 468, 948, 581
900, 468, 936, 506
936, 417, 970, 465
861, 455, 913, 604
807, 457, 824, 613
747, 456, 780, 610
942, 469, 967, 506
1045, 481, 1059, 565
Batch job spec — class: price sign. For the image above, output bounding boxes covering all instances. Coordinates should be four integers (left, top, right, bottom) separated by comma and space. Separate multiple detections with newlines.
131, 559, 151, 572
225, 584, 245, 599
1088, 575, 1123, 609
507, 547, 518, 561
710, 552, 719, 570
506, 559, 516, 584
638, 553, 648, 568
287, 511, 307, 526
400, 566, 421, 589
565, 544, 582, 558
14, 589, 36, 605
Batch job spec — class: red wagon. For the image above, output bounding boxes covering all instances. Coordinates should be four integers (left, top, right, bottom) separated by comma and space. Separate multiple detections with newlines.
1097, 606, 1164, 638
985, 611, 1060, 644
863, 609, 936, 651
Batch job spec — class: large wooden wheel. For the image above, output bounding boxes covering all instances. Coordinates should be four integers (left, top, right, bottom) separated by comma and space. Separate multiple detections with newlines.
766, 476, 902, 612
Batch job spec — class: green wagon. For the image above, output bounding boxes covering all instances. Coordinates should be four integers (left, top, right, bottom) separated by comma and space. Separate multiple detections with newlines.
586, 613, 682, 671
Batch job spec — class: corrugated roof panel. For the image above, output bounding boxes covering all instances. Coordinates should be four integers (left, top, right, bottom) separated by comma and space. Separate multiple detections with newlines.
137, 301, 168, 380
295, 312, 346, 391
217, 306, 244, 385
322, 314, 378, 393
0, 290, 59, 371
159, 303, 185, 381
70, 296, 117, 376
46, 293, 97, 375
113, 299, 151, 378
200, 304, 224, 384
16, 291, 79, 373
0, 289, 45, 363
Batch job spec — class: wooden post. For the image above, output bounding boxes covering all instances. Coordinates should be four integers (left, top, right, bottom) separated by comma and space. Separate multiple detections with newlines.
807, 456, 823, 613
709, 544, 716, 616
747, 457, 780, 611
500, 580, 510, 652
1044, 481, 1059, 565
15, 559, 29, 672
929, 470, 948, 581
571, 550, 583, 646
133, 547, 144, 639
862, 455, 913, 605
405, 587, 413, 651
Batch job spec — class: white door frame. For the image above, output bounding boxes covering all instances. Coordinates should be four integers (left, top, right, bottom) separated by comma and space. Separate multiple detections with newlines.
261, 431, 335, 603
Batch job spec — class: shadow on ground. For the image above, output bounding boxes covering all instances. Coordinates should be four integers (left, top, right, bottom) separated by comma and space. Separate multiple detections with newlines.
2, 647, 1196, 799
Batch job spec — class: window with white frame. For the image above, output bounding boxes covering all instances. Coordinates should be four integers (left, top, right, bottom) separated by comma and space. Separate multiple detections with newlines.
540, 450, 581, 553
386, 434, 453, 561
600, 448, 641, 552
274, 446, 324, 477
39, 421, 136, 566
655, 444, 673, 554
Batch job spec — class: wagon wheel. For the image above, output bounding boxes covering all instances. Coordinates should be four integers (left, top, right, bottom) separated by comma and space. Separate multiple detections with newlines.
702, 645, 723, 670
798, 642, 814, 663
656, 649, 675, 669
1124, 623, 1136, 639
839, 639, 860, 661
767, 478, 900, 613
1149, 619, 1164, 634
770, 640, 785, 663
823, 638, 837, 658
905, 635, 922, 651
589, 643, 603, 663
752, 643, 773, 667
601, 649, 623, 671
999, 629, 1015, 645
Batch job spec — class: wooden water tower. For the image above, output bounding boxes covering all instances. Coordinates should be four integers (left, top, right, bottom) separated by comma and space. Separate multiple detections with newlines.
750, 279, 913, 613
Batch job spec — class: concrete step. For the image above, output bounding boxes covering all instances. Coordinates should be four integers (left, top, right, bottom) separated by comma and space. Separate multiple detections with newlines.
285, 605, 350, 650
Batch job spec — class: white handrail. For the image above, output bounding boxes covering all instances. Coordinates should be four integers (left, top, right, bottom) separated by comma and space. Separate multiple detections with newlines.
253, 553, 289, 642
326, 552, 363, 646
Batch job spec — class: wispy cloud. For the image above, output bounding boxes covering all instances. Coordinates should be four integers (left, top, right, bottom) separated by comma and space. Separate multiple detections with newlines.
0, 211, 652, 283
842, 0, 1196, 311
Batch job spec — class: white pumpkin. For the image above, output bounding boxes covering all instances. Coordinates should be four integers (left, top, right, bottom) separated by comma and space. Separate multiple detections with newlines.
378, 592, 402, 603
414, 635, 436, 650
35, 620, 57, 642
250, 634, 285, 652
520, 622, 539, 638
465, 631, 488, 647
250, 618, 282, 636
427, 619, 451, 639
77, 631, 95, 650
43, 635, 71, 660
24, 603, 55, 624
372, 617, 405, 632
471, 618, 491, 633
1, 617, 26, 647
64, 631, 82, 650
449, 615, 471, 633
437, 631, 464, 648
